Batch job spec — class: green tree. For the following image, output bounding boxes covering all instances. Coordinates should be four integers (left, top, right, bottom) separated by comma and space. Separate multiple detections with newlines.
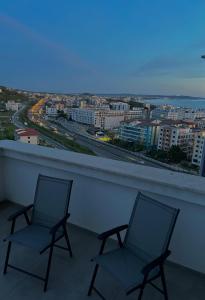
168, 146, 186, 163
106, 131, 115, 141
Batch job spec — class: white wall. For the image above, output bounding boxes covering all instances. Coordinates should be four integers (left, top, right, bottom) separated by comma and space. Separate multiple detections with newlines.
0, 155, 5, 201
19, 136, 38, 145
1, 140, 205, 274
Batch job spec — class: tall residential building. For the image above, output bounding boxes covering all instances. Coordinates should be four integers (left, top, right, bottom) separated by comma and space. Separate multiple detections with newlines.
192, 130, 205, 166
71, 108, 95, 125
71, 108, 124, 129
71, 108, 142, 130
157, 125, 194, 157
119, 120, 161, 148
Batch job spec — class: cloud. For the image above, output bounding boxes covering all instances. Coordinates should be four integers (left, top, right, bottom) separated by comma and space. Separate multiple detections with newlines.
132, 54, 205, 79
0, 12, 96, 73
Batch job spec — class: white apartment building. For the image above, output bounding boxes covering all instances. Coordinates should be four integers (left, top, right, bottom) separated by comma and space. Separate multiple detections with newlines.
45, 106, 58, 117
93, 110, 125, 130
71, 108, 95, 125
71, 108, 125, 129
99, 114, 124, 130
6, 100, 21, 112
124, 108, 144, 121
192, 131, 205, 166
111, 102, 130, 111
15, 128, 39, 145
151, 107, 205, 121
157, 125, 194, 157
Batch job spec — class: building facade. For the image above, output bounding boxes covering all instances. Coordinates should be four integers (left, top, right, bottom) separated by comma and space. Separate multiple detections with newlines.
6, 101, 21, 112
15, 128, 39, 145
71, 108, 126, 129
192, 131, 205, 166
157, 125, 194, 157
110, 102, 130, 111
119, 120, 161, 148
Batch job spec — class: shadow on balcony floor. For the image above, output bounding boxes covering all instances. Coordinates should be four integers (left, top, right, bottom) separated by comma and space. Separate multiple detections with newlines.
0, 201, 204, 300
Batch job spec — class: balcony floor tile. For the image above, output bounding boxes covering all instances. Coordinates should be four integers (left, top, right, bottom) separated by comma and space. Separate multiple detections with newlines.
0, 201, 204, 300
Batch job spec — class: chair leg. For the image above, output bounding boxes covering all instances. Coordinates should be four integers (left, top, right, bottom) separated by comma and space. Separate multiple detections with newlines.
3, 241, 12, 274
138, 286, 145, 300
63, 225, 73, 257
87, 264, 99, 296
161, 266, 168, 300
44, 244, 54, 292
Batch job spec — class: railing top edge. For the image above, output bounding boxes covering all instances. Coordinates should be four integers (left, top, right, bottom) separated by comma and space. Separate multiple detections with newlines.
1, 140, 205, 199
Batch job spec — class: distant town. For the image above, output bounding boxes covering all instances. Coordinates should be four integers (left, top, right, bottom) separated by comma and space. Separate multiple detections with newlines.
1, 85, 205, 175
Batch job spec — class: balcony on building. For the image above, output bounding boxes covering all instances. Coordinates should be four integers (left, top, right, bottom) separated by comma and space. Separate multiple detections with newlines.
0, 140, 205, 299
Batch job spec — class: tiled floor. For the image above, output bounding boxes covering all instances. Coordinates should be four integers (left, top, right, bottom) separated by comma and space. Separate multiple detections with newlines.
0, 201, 204, 300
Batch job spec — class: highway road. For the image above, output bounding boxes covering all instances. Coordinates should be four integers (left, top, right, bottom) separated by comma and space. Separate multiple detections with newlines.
12, 106, 69, 150
12, 106, 171, 169
51, 119, 171, 169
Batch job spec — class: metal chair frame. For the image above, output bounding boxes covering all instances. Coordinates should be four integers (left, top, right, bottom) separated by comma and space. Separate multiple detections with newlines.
3, 175, 73, 292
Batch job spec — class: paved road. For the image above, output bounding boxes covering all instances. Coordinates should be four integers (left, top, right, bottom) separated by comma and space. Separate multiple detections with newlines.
12, 106, 69, 150
51, 119, 171, 169
12, 107, 171, 169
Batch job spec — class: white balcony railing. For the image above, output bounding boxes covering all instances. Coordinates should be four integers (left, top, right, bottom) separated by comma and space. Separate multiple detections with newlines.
1, 140, 205, 274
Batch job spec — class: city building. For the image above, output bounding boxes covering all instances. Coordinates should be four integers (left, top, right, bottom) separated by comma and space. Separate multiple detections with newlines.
15, 128, 39, 145
194, 118, 205, 129
151, 106, 205, 121
119, 119, 161, 148
124, 108, 144, 120
71, 108, 125, 129
71, 107, 145, 130
71, 108, 95, 125
192, 130, 205, 166
45, 105, 58, 117
6, 100, 21, 112
110, 102, 130, 111
157, 125, 194, 157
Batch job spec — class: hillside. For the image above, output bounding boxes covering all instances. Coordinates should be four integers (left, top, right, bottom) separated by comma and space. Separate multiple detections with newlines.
0, 86, 27, 102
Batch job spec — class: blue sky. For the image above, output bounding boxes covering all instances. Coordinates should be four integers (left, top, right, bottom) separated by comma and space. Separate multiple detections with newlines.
0, 0, 205, 96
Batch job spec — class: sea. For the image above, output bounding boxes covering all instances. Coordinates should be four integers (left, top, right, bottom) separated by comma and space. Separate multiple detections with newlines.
144, 98, 205, 109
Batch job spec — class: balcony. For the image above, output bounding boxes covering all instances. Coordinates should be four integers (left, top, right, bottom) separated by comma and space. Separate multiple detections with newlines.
0, 140, 205, 299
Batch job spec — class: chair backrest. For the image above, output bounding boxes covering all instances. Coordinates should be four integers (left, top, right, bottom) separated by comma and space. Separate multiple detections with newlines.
124, 192, 179, 260
31, 175, 73, 228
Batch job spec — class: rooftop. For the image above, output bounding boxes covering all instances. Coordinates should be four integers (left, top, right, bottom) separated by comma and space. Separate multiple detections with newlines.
0, 201, 205, 300
121, 118, 193, 127
15, 128, 39, 137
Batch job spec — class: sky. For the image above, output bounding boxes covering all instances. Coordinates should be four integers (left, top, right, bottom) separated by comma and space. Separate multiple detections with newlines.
0, 0, 205, 96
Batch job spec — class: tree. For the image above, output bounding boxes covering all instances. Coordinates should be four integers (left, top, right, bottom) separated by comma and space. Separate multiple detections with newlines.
168, 146, 186, 163
106, 131, 115, 141
57, 110, 67, 118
